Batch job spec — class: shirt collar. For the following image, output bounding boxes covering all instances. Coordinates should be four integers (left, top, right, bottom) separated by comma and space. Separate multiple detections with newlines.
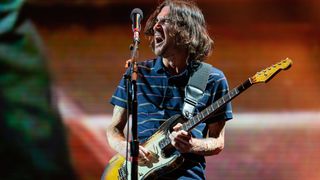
154, 56, 189, 75
154, 56, 166, 73
154, 56, 189, 86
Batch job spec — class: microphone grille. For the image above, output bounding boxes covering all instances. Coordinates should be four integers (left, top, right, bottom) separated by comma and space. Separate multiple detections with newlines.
130, 8, 144, 21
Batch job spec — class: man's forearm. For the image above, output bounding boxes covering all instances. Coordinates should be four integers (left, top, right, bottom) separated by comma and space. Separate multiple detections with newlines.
106, 105, 128, 157
190, 137, 224, 156
106, 125, 128, 157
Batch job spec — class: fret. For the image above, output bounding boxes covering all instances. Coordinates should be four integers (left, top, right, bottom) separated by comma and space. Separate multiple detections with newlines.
223, 95, 230, 102
232, 88, 238, 97
191, 118, 197, 126
182, 124, 187, 131
229, 89, 234, 97
187, 120, 195, 131
207, 105, 213, 114
200, 112, 205, 119
212, 103, 218, 110
216, 100, 220, 107
234, 88, 239, 96
221, 98, 225, 104
187, 123, 191, 130
203, 109, 209, 117
185, 122, 191, 130
203, 109, 208, 117
210, 104, 215, 112
240, 83, 244, 91
228, 91, 232, 100
216, 100, 221, 107
194, 113, 202, 122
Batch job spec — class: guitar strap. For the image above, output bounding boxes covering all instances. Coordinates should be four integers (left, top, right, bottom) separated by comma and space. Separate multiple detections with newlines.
182, 62, 211, 119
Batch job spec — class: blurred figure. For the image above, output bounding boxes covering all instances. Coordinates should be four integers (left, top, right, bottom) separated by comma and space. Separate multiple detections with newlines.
0, 0, 76, 179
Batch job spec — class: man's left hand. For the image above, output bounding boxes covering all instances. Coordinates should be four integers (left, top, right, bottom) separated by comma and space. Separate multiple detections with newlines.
169, 123, 193, 153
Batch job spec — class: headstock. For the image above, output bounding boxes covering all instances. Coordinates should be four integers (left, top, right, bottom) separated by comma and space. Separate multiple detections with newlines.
250, 58, 293, 84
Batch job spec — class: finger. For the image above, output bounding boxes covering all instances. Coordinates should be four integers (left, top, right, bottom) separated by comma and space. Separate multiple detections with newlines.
173, 123, 183, 131
174, 130, 191, 142
138, 156, 148, 165
171, 130, 191, 142
139, 146, 150, 156
139, 149, 149, 161
170, 131, 191, 147
169, 132, 180, 147
169, 132, 176, 143
178, 130, 190, 137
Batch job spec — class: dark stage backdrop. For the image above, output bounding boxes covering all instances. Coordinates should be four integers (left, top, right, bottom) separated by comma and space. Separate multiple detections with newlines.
23, 0, 320, 114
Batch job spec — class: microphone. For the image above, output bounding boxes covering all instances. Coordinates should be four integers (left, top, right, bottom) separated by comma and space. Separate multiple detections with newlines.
130, 8, 143, 43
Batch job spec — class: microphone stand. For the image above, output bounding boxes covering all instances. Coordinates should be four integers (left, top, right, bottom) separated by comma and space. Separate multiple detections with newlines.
125, 37, 140, 180
125, 8, 143, 180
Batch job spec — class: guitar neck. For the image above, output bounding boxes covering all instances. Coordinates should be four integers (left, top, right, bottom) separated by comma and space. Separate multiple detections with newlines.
182, 78, 253, 132
159, 78, 254, 149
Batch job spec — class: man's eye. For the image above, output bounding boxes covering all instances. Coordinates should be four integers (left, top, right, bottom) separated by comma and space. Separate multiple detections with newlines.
156, 18, 170, 25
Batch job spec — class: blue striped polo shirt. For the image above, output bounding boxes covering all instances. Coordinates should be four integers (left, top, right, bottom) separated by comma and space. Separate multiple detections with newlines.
110, 56, 232, 179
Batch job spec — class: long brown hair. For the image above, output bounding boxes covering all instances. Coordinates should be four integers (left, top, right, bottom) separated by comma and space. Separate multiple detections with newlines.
144, 0, 213, 61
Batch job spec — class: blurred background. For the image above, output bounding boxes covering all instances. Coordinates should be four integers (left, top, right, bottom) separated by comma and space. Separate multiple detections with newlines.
3, 0, 320, 179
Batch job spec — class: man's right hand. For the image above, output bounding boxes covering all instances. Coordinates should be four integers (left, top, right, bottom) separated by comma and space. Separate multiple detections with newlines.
138, 145, 151, 165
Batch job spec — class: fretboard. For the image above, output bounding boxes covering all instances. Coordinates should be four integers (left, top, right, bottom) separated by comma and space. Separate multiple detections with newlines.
182, 78, 252, 132
159, 78, 253, 149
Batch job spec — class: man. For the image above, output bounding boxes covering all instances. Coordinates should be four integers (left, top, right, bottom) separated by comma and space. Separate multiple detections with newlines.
106, 0, 232, 179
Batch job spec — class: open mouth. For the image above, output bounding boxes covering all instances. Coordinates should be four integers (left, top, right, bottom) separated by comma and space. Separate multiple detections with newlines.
154, 33, 164, 46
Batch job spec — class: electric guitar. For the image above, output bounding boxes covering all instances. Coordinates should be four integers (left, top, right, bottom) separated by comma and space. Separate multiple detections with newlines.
102, 58, 293, 180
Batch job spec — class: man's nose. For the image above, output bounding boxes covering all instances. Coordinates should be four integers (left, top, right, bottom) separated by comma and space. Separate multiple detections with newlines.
153, 22, 161, 32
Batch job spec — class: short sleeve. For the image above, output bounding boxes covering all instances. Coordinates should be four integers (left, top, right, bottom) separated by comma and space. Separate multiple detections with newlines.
110, 70, 131, 109
205, 70, 233, 124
